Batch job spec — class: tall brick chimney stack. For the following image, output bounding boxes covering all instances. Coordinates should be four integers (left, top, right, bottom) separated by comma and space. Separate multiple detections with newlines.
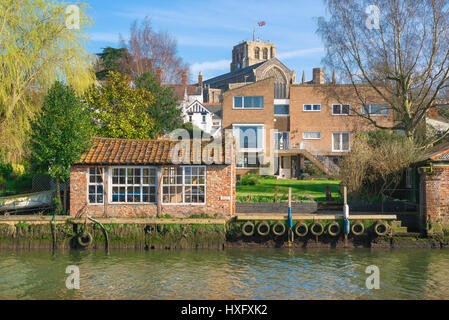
198, 72, 203, 87
182, 72, 187, 86
312, 68, 325, 84
156, 67, 162, 84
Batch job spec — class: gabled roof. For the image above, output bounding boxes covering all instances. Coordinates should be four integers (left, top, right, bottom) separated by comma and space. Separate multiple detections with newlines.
163, 84, 201, 100
185, 101, 212, 115
75, 137, 226, 166
427, 142, 449, 162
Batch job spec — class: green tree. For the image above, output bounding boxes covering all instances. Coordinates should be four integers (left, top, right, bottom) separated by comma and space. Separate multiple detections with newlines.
30, 82, 94, 213
0, 0, 96, 163
135, 72, 184, 136
95, 47, 132, 80
85, 71, 156, 139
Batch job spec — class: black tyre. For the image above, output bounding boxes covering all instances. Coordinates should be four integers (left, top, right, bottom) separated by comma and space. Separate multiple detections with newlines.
272, 222, 286, 236
310, 222, 325, 236
351, 221, 365, 236
242, 221, 255, 237
257, 221, 270, 237
77, 232, 93, 247
374, 221, 389, 236
327, 222, 341, 237
294, 222, 308, 237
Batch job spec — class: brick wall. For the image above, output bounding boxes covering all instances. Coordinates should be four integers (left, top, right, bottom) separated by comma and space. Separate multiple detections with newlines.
289, 84, 395, 155
420, 165, 449, 230
70, 164, 235, 219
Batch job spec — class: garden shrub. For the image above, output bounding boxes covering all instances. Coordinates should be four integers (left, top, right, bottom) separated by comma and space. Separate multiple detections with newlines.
238, 174, 259, 186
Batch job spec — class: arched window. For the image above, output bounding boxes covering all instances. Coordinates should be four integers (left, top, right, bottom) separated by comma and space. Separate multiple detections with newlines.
270, 47, 274, 59
255, 47, 260, 59
263, 48, 268, 60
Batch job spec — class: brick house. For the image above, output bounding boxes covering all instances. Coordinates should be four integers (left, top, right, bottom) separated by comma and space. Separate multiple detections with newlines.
419, 142, 449, 234
200, 40, 395, 178
70, 137, 235, 218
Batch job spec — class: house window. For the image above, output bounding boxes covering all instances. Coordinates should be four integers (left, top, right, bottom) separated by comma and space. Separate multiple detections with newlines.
236, 152, 263, 168
303, 132, 321, 140
233, 125, 264, 151
189, 115, 192, 122
263, 48, 268, 59
333, 104, 350, 115
202, 115, 206, 123
162, 166, 206, 204
274, 104, 290, 115
362, 104, 389, 116
111, 167, 157, 203
234, 96, 264, 109
88, 168, 104, 204
333, 133, 350, 152
303, 104, 321, 112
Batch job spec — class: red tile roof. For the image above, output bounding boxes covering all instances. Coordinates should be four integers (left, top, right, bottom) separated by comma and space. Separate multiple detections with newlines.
75, 137, 226, 165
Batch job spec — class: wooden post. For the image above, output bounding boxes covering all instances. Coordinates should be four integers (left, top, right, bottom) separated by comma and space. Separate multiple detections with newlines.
288, 187, 294, 243
157, 167, 163, 218
343, 185, 349, 247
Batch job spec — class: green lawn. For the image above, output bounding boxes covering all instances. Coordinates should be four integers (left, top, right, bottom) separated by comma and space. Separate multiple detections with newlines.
237, 177, 342, 202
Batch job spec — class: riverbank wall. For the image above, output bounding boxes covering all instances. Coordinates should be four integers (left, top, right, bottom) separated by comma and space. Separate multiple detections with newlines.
0, 216, 449, 250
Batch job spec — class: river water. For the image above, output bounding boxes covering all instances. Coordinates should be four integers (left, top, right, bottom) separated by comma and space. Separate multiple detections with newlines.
0, 248, 448, 300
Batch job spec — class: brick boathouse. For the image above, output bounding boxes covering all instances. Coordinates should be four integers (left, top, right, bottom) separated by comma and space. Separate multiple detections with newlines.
70, 137, 235, 218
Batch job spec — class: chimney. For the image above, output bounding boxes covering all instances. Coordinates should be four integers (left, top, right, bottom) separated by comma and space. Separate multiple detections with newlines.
332, 71, 336, 85
156, 67, 162, 84
198, 72, 203, 87
302, 71, 306, 84
182, 72, 187, 86
312, 68, 325, 84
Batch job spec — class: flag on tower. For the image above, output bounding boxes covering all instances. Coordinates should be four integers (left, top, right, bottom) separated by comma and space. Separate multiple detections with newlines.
258, 21, 266, 27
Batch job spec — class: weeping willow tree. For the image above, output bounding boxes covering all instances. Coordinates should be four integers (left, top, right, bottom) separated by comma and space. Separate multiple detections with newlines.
0, 0, 96, 163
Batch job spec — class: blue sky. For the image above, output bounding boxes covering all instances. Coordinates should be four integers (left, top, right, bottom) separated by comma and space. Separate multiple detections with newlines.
83, 0, 327, 82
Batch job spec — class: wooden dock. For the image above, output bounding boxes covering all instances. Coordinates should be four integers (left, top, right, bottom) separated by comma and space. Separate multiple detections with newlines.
236, 212, 397, 221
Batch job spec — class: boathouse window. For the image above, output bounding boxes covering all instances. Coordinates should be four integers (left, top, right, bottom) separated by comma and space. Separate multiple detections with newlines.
162, 166, 206, 204
111, 167, 157, 203
88, 167, 104, 204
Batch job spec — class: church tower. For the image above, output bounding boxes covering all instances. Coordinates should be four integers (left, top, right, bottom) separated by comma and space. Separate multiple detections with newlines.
230, 41, 276, 72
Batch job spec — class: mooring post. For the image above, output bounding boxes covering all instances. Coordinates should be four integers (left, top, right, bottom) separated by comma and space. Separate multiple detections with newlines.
343, 186, 350, 247
288, 187, 294, 243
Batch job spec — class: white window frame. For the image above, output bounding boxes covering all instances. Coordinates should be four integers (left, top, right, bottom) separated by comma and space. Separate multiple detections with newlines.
332, 132, 351, 152
303, 104, 322, 112
232, 123, 265, 153
233, 96, 264, 110
332, 104, 351, 116
109, 166, 157, 204
87, 167, 104, 205
303, 132, 322, 140
162, 166, 207, 205
362, 104, 390, 116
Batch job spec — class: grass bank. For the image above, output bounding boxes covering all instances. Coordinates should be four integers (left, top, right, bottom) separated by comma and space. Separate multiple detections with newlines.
237, 177, 341, 202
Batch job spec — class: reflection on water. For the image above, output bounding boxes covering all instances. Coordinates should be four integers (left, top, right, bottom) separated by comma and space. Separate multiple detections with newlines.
0, 248, 448, 300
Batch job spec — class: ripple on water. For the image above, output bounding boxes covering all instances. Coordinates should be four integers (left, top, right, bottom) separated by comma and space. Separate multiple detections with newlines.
0, 248, 448, 300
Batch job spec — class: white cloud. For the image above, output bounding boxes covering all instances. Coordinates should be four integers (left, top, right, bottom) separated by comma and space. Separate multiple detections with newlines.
190, 59, 231, 75
277, 47, 324, 60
